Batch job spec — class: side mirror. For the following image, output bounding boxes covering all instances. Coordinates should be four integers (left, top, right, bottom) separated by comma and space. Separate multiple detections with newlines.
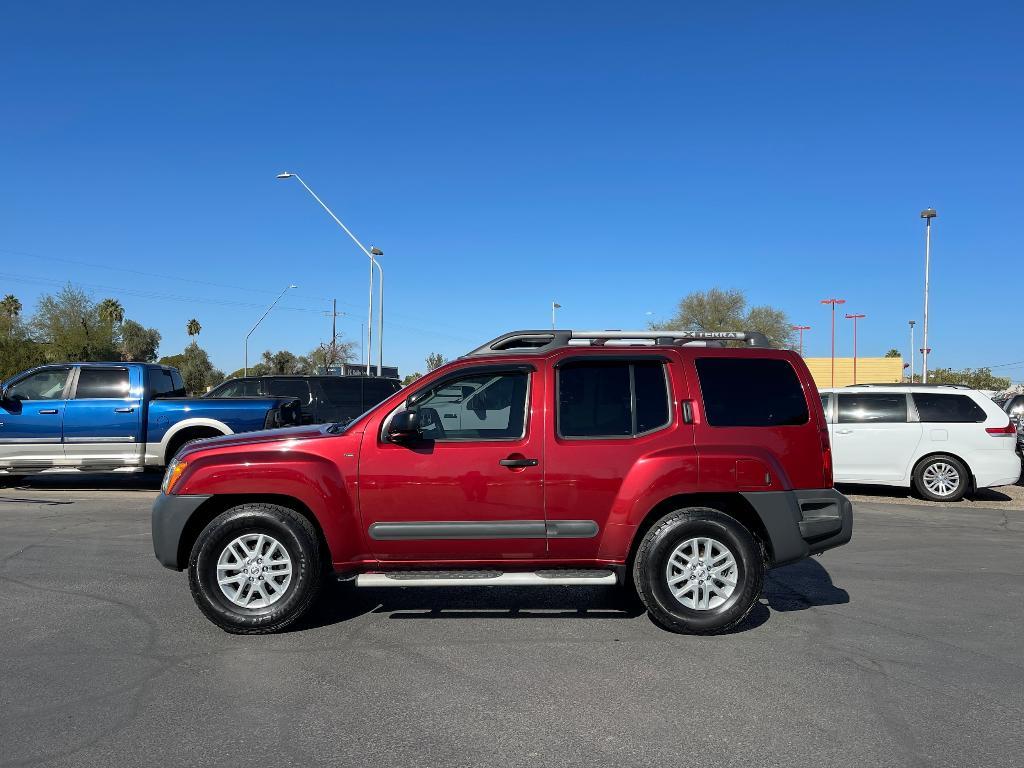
387, 410, 421, 442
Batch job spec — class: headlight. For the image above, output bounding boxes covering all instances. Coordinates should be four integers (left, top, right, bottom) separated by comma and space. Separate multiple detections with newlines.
161, 458, 189, 495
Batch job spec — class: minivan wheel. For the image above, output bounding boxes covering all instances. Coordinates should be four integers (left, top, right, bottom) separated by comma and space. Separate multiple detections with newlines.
913, 455, 969, 502
188, 503, 322, 634
633, 507, 764, 634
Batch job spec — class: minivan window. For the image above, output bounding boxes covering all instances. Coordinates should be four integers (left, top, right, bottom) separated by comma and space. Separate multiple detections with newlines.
319, 378, 362, 408
838, 393, 908, 424
694, 358, 808, 427
363, 379, 401, 408
912, 393, 987, 423
558, 360, 670, 438
75, 368, 130, 399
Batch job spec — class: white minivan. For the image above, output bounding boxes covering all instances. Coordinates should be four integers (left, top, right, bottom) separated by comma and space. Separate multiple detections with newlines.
819, 385, 1021, 501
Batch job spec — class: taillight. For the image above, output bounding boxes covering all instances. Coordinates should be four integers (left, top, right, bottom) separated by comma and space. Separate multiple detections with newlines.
820, 425, 833, 487
985, 420, 1017, 436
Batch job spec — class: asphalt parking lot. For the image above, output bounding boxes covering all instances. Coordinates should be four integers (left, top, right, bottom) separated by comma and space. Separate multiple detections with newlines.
2, 477, 1023, 768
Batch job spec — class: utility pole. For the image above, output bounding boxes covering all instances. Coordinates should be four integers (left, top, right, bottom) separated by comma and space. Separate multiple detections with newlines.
908, 320, 916, 382
820, 298, 846, 387
920, 208, 937, 382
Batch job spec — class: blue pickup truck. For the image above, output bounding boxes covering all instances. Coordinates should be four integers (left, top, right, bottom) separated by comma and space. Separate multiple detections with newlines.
0, 362, 300, 476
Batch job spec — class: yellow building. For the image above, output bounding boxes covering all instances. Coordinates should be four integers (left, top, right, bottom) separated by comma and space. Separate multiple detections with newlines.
804, 356, 904, 389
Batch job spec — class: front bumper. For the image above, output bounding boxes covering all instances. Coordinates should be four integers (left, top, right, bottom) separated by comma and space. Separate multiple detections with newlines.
741, 488, 853, 568
151, 493, 212, 570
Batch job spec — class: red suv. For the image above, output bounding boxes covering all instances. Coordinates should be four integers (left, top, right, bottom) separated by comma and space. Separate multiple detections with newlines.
152, 329, 852, 635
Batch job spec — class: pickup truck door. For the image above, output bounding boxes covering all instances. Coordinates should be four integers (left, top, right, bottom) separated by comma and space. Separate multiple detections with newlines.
62, 366, 144, 468
0, 366, 72, 466
357, 364, 547, 562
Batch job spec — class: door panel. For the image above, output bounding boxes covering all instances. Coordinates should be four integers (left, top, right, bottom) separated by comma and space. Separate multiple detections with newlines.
0, 366, 71, 466
833, 393, 920, 482
357, 367, 545, 563
62, 367, 143, 466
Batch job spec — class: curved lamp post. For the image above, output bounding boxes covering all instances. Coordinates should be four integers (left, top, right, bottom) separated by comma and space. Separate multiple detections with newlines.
278, 172, 384, 376
245, 284, 297, 377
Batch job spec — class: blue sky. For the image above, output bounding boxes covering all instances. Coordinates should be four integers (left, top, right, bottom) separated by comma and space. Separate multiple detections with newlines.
2, 2, 1022, 380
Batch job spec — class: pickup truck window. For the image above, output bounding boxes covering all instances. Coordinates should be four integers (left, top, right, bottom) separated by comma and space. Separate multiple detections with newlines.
7, 368, 71, 401
150, 369, 186, 398
75, 368, 130, 399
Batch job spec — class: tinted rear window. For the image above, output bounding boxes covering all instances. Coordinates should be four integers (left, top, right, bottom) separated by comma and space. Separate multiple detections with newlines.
363, 379, 401, 408
838, 393, 907, 423
76, 368, 130, 399
695, 357, 808, 427
209, 379, 260, 398
150, 369, 186, 398
319, 378, 362, 408
913, 393, 987, 423
266, 378, 312, 404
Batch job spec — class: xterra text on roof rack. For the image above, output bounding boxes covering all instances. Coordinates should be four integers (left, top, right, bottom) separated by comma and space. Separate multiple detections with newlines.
152, 329, 852, 634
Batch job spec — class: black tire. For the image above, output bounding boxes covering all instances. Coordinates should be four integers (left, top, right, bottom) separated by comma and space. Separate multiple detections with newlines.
188, 503, 322, 634
632, 507, 764, 635
912, 454, 969, 502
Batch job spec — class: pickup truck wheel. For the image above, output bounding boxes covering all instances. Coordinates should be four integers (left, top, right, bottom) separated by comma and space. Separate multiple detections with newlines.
633, 507, 764, 635
188, 503, 322, 634
913, 455, 969, 502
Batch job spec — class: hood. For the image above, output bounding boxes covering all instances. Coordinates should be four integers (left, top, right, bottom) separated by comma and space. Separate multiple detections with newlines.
179, 424, 331, 456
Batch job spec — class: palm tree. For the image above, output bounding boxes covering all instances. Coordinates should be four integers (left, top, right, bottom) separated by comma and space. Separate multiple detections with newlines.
98, 298, 125, 326
1, 294, 22, 335
186, 318, 202, 338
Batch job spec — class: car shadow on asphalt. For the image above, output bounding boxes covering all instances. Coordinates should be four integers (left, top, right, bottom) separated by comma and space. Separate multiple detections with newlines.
289, 559, 848, 634
0, 473, 163, 492
836, 482, 1015, 503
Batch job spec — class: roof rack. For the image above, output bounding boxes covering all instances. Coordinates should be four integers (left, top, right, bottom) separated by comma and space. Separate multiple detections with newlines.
847, 382, 973, 389
465, 329, 772, 357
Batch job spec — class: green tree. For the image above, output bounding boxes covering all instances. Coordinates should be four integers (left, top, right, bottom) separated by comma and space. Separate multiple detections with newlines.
97, 298, 125, 327
179, 341, 215, 395
926, 367, 1011, 391
884, 349, 902, 358
186, 318, 202, 338
31, 284, 118, 362
402, 372, 423, 386
425, 352, 447, 372
119, 319, 161, 362
652, 288, 795, 348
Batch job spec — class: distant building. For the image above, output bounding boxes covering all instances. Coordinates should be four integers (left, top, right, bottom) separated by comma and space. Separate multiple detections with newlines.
803, 356, 904, 389
324, 363, 400, 379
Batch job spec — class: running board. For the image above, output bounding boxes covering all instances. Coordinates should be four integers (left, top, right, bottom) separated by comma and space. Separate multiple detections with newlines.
356, 569, 618, 588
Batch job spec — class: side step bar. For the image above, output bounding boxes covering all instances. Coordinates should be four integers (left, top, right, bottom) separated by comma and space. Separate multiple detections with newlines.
356, 569, 618, 588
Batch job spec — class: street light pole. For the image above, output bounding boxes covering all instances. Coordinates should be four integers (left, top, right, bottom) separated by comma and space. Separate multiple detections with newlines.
277, 172, 384, 376
908, 320, 916, 382
551, 301, 561, 330
820, 298, 846, 387
845, 313, 866, 385
791, 325, 811, 356
245, 284, 297, 377
370, 246, 384, 376
920, 208, 937, 383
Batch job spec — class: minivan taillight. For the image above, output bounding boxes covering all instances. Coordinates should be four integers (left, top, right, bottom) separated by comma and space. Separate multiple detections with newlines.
985, 420, 1017, 436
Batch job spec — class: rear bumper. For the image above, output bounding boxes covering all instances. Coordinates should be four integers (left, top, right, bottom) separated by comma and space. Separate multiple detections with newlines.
151, 493, 212, 570
971, 449, 1022, 489
741, 488, 853, 568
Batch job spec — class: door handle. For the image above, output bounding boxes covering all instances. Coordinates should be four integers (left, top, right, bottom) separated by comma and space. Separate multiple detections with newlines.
38, 409, 59, 415
114, 407, 135, 413
499, 457, 538, 468
836, 429, 853, 435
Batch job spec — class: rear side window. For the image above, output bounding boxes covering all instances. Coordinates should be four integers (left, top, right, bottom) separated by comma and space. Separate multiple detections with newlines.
558, 360, 670, 438
913, 393, 987, 423
75, 368, 130, 399
694, 358, 808, 427
150, 369, 186, 398
319, 378, 362, 408
209, 379, 260, 398
266, 378, 312, 404
363, 379, 401, 408
838, 393, 907, 423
